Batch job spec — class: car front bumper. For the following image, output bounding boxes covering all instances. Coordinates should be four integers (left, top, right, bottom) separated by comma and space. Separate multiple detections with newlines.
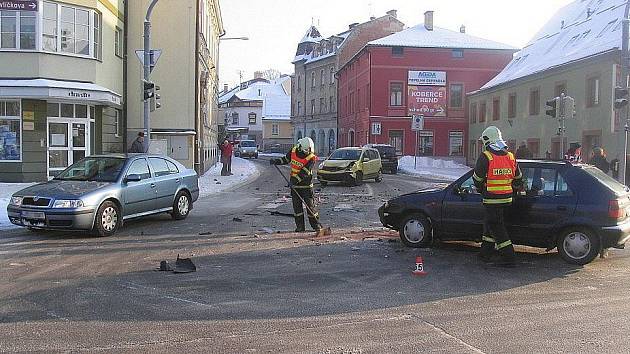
600, 219, 630, 248
7, 205, 96, 230
381, 160, 398, 171
239, 151, 258, 157
318, 170, 355, 182
378, 203, 398, 229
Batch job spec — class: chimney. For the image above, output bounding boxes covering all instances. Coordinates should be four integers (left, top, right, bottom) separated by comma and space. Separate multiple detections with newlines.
349, 22, 359, 30
459, 25, 466, 33
254, 71, 263, 79
223, 84, 228, 94
424, 11, 434, 31
370, 16, 376, 21
386, 9, 397, 19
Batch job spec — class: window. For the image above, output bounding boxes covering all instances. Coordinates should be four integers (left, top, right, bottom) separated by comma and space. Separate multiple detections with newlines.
587, 76, 600, 107
389, 130, 404, 154
329, 96, 334, 112
554, 82, 567, 97
231, 112, 238, 125
418, 131, 434, 156
127, 159, 151, 180
521, 167, 573, 197
0, 10, 36, 49
0, 100, 21, 161
452, 49, 464, 58
492, 98, 500, 120
470, 102, 477, 123
272, 124, 279, 136
320, 69, 324, 86
248, 112, 256, 125
449, 131, 464, 156
390, 82, 403, 106
319, 98, 325, 113
93, 11, 101, 59
297, 75, 301, 90
450, 84, 463, 108
114, 109, 121, 137
114, 27, 122, 57
149, 157, 172, 177
330, 67, 335, 84
508, 93, 516, 119
311, 72, 315, 88
479, 101, 486, 122
47, 103, 90, 119
166, 160, 179, 174
297, 102, 301, 115
311, 99, 315, 114
42, 1, 101, 58
529, 88, 540, 115
392, 46, 403, 56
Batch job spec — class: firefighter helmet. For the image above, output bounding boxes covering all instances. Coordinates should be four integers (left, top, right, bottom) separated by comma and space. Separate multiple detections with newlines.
480, 126, 507, 148
297, 137, 315, 153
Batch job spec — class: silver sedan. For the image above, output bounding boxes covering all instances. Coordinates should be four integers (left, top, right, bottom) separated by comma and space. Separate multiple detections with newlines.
7, 154, 199, 236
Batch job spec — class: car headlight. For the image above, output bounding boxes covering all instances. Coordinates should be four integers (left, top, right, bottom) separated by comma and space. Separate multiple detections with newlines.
53, 199, 84, 208
10, 196, 23, 206
318, 163, 324, 169
346, 161, 356, 171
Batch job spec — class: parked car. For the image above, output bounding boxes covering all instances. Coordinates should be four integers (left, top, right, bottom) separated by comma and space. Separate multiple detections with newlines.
365, 144, 398, 174
379, 160, 630, 265
236, 140, 259, 159
317, 147, 382, 186
7, 154, 199, 237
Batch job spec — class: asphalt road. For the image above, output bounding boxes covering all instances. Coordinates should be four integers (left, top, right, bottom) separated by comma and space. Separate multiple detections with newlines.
1, 159, 630, 353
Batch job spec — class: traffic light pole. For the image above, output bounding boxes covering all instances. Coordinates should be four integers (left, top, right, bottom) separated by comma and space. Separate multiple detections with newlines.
621, 17, 629, 184
143, 0, 159, 153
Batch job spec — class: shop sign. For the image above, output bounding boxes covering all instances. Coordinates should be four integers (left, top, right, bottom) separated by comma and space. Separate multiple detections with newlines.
408, 70, 446, 86
23, 121, 35, 130
23, 111, 34, 120
49, 88, 122, 106
408, 86, 447, 117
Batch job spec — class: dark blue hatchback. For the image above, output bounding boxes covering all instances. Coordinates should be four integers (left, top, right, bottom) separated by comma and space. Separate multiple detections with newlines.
379, 160, 630, 265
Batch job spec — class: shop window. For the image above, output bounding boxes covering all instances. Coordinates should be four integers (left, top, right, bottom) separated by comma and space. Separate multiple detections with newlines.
0, 10, 36, 50
248, 112, 256, 125
418, 131, 434, 156
272, 124, 279, 136
449, 131, 464, 156
390, 82, 403, 106
0, 100, 21, 161
450, 84, 463, 108
61, 103, 74, 117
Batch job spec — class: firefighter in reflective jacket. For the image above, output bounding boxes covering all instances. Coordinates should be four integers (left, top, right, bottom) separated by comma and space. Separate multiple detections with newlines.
473, 126, 523, 267
270, 137, 322, 232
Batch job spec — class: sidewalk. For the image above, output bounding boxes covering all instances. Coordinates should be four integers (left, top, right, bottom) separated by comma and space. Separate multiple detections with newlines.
198, 157, 260, 198
397, 156, 471, 181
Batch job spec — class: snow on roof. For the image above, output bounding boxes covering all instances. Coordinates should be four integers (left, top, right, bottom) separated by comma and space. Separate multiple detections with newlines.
480, 0, 626, 91
369, 24, 517, 51
300, 26, 322, 44
0, 78, 119, 94
262, 94, 291, 121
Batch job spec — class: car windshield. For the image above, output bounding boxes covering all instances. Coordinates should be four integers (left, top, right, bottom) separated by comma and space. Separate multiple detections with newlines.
329, 149, 361, 160
583, 166, 629, 195
240, 141, 256, 147
54, 157, 126, 182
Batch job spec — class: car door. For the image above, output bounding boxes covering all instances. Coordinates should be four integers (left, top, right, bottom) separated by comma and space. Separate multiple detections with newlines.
509, 166, 577, 246
371, 149, 382, 174
122, 158, 157, 216
440, 173, 484, 239
149, 157, 180, 209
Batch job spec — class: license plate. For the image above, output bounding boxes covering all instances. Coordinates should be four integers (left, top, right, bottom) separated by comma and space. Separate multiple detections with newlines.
21, 211, 45, 219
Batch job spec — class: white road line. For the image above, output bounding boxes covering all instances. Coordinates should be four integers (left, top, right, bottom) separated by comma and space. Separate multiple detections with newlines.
411, 314, 486, 354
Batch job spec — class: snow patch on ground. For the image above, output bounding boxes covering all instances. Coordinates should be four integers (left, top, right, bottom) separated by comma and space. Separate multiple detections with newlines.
199, 157, 259, 198
259, 153, 286, 158
398, 156, 471, 181
0, 183, 34, 230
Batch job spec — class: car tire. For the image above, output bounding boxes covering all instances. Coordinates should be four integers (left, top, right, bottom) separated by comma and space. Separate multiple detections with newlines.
94, 201, 120, 237
399, 213, 432, 248
375, 171, 383, 183
255, 154, 259, 159
172, 191, 192, 220
557, 227, 600, 265
353, 171, 363, 186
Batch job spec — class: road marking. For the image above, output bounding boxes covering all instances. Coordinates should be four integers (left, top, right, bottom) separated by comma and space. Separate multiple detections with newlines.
411, 314, 486, 354
118, 281, 218, 309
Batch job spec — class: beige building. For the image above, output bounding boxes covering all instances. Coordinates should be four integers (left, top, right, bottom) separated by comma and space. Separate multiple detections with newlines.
0, 0, 125, 182
469, 0, 627, 165
127, 0, 224, 174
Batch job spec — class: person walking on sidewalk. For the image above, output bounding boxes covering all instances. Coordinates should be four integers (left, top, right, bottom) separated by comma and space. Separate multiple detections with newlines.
218, 139, 233, 176
473, 126, 524, 267
270, 137, 322, 232
129, 132, 146, 153
589, 146, 610, 174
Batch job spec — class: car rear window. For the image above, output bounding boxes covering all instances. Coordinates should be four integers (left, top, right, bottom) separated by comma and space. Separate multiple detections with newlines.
583, 166, 628, 195
376, 146, 396, 156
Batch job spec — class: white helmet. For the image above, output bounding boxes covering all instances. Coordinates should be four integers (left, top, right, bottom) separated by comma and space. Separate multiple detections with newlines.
297, 137, 315, 153
480, 126, 507, 149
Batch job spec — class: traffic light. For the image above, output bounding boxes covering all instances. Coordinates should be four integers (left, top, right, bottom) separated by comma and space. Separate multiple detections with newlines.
563, 95, 576, 118
150, 85, 161, 112
615, 86, 629, 109
143, 80, 155, 101
545, 97, 559, 118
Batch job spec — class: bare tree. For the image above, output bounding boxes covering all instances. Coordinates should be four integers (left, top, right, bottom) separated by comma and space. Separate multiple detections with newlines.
259, 68, 281, 80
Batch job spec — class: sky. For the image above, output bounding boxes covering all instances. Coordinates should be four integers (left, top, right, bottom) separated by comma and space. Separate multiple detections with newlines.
218, 0, 575, 89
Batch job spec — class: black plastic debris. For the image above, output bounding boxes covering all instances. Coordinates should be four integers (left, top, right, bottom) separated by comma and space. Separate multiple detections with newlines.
232, 217, 243, 222
173, 255, 196, 273
158, 260, 172, 271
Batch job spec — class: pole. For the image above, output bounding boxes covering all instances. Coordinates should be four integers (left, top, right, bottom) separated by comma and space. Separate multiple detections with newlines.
143, 0, 160, 153
415, 130, 418, 170
621, 16, 629, 183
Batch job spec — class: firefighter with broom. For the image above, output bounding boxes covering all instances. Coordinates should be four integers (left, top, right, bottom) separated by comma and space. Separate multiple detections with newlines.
270, 137, 330, 236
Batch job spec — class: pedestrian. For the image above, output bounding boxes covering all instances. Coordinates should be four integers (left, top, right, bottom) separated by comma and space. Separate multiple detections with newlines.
515, 141, 533, 159
565, 142, 582, 163
128, 132, 146, 153
589, 146, 610, 174
473, 126, 524, 267
218, 139, 233, 176
270, 137, 322, 233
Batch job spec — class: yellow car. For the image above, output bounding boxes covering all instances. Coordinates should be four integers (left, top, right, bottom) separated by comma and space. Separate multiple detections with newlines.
317, 147, 383, 186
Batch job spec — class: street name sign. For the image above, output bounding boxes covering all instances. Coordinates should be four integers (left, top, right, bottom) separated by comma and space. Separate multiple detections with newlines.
0, 0, 38, 11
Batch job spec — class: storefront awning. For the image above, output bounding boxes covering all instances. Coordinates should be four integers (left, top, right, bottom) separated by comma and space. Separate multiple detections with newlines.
0, 79, 122, 107
225, 126, 249, 132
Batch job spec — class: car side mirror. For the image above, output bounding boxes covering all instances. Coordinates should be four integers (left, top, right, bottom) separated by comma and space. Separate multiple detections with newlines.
125, 174, 142, 183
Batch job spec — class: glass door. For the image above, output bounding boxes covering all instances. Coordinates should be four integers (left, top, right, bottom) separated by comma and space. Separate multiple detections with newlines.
48, 120, 90, 177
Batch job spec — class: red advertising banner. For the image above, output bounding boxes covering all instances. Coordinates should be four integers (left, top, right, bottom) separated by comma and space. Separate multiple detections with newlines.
408, 86, 447, 117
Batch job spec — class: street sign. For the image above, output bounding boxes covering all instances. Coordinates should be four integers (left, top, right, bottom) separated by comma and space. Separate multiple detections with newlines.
371, 122, 382, 135
411, 115, 424, 131
135, 49, 162, 72
0, 0, 38, 11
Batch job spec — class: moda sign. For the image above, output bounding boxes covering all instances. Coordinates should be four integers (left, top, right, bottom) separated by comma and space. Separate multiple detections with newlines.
408, 70, 446, 86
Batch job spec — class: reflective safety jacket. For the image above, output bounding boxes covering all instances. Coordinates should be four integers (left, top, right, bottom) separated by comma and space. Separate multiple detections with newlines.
276, 146, 318, 188
473, 148, 523, 205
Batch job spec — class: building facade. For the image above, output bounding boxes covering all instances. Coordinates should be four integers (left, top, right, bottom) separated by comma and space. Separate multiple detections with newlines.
127, 0, 224, 175
0, 0, 125, 182
338, 11, 516, 160
469, 0, 627, 165
262, 85, 292, 152
291, 11, 404, 157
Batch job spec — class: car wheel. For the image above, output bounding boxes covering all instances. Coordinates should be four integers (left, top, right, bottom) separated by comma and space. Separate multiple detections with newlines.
375, 170, 383, 183
172, 191, 192, 220
94, 201, 120, 237
557, 227, 600, 265
255, 154, 259, 159
353, 171, 363, 186
399, 213, 432, 248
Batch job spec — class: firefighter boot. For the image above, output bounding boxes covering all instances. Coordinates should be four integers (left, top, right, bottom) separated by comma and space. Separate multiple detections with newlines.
478, 236, 496, 263
496, 241, 516, 268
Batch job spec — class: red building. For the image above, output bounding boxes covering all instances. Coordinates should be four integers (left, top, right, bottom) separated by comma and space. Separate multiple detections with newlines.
337, 11, 517, 161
